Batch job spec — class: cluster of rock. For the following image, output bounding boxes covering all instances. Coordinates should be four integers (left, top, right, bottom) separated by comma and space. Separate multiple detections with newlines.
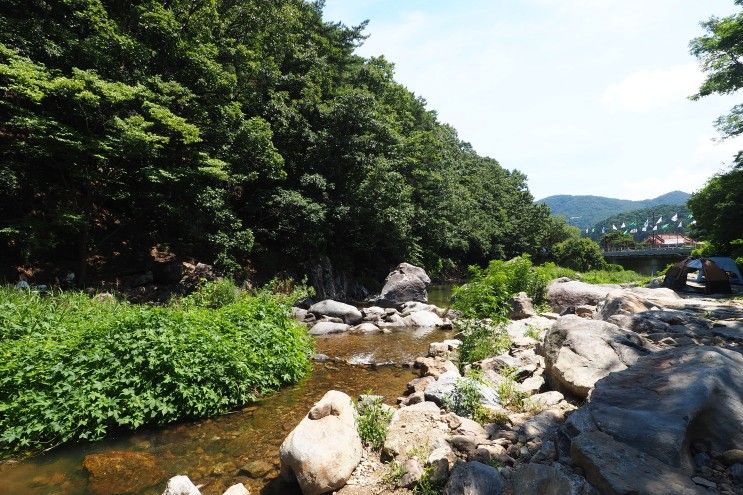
292, 263, 455, 335
160, 476, 248, 495
276, 277, 743, 494
293, 300, 454, 335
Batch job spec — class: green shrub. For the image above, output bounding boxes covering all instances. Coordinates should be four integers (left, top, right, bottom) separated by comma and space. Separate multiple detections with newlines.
496, 368, 529, 411
414, 466, 446, 494
552, 237, 607, 272
179, 278, 242, 309
455, 319, 512, 366
532, 261, 578, 282
355, 395, 393, 450
443, 377, 483, 419
453, 255, 547, 319
452, 256, 649, 320
0, 286, 313, 457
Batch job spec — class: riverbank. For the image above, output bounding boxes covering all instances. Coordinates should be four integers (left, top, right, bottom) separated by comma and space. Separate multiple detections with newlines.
0, 282, 313, 461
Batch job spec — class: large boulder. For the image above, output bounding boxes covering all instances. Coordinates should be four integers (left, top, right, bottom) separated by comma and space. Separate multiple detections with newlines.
308, 300, 363, 325
443, 461, 504, 495
546, 280, 619, 312
384, 402, 449, 460
280, 390, 362, 495
538, 315, 656, 399
597, 287, 686, 327
511, 463, 595, 495
308, 321, 351, 335
404, 310, 445, 328
571, 431, 706, 495
565, 347, 743, 472
509, 292, 536, 320
377, 263, 431, 306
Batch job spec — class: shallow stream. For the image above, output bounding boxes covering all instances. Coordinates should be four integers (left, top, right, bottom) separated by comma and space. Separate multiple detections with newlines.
0, 318, 454, 495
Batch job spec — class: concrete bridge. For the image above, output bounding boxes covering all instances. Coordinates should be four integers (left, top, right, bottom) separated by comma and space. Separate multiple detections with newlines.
603, 247, 693, 257
602, 247, 692, 275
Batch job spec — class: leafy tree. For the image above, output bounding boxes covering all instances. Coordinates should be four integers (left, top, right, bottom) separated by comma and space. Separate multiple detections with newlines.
691, 2, 743, 138
688, 4, 743, 259
600, 232, 636, 250
687, 165, 743, 252
552, 237, 607, 272
0, 0, 571, 291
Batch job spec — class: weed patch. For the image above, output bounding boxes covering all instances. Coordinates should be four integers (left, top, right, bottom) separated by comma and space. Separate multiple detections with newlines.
355, 395, 393, 450
0, 283, 313, 458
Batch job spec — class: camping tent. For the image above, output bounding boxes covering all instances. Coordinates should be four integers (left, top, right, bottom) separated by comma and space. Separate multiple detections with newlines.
686, 256, 743, 285
663, 257, 733, 294
710, 256, 743, 285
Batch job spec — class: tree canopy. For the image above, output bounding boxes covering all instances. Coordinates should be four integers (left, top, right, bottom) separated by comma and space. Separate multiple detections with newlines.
0, 0, 571, 287
689, 1, 743, 260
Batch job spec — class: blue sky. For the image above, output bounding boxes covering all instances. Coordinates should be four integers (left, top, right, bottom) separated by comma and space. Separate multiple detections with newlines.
322, 0, 742, 200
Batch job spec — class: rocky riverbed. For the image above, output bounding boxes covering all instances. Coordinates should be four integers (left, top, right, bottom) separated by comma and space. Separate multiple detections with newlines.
4, 263, 742, 495
270, 276, 743, 495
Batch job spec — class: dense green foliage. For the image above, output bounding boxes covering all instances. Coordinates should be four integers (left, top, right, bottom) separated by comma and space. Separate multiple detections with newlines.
691, 1, 743, 140
455, 319, 512, 366
552, 237, 607, 272
453, 256, 649, 320
355, 395, 393, 450
452, 255, 548, 320
0, 283, 312, 457
689, 5, 743, 261
0, 0, 568, 286
687, 166, 743, 257
539, 191, 690, 230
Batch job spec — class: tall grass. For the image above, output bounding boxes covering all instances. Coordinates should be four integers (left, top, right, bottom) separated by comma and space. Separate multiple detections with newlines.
0, 281, 313, 458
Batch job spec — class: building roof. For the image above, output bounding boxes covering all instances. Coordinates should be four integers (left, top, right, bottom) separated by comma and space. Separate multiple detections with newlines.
644, 234, 695, 245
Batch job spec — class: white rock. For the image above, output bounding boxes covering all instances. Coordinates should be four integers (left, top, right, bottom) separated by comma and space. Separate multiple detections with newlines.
404, 310, 444, 328
162, 476, 201, 495
222, 483, 250, 495
279, 391, 362, 495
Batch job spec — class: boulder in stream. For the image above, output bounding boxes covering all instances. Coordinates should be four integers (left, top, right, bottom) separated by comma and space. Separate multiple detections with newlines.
308, 321, 351, 335
377, 262, 431, 307
279, 390, 362, 495
308, 299, 362, 324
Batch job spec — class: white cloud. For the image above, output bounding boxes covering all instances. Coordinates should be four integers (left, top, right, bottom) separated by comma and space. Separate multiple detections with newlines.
601, 64, 705, 112
693, 133, 743, 165
612, 134, 741, 200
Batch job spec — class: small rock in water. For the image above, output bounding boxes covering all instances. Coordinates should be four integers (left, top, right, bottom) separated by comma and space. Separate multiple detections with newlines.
239, 460, 273, 478
161, 475, 201, 495
222, 483, 250, 495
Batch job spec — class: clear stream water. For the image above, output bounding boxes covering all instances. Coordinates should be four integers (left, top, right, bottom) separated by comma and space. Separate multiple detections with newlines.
0, 288, 456, 495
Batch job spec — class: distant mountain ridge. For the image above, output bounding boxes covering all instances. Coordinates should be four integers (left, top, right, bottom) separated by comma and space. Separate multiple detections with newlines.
537, 191, 690, 229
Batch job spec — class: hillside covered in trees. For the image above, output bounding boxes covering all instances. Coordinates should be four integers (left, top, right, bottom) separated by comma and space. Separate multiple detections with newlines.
0, 0, 575, 291
538, 191, 690, 230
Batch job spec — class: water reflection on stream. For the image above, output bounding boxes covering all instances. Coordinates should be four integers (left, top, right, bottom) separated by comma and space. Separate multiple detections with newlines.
0, 325, 453, 495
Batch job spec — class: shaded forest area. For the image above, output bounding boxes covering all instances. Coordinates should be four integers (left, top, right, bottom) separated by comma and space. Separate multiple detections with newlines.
0, 0, 576, 294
